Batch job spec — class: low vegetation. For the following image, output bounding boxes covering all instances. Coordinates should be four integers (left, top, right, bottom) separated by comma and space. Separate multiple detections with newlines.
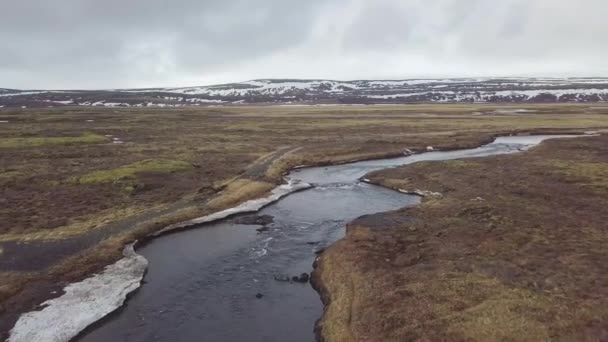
206, 179, 275, 210
546, 160, 608, 192
1, 104, 607, 339
0, 133, 107, 148
71, 159, 193, 185
314, 134, 608, 341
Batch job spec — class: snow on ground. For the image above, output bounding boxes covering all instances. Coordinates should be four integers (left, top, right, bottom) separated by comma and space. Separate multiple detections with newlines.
102, 102, 130, 107
151, 78, 608, 102
8, 244, 147, 342
184, 98, 226, 103
365, 80, 407, 87
3, 78, 608, 107
0, 91, 49, 97
152, 179, 311, 237
52, 100, 73, 105
364, 88, 608, 101
493, 88, 608, 98
402, 78, 484, 85
7, 178, 310, 342
110, 77, 608, 97
162, 96, 184, 101
366, 92, 440, 99
163, 80, 361, 96
494, 109, 537, 114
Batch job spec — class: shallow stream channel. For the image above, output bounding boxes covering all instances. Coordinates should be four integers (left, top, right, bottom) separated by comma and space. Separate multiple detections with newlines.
8, 135, 581, 342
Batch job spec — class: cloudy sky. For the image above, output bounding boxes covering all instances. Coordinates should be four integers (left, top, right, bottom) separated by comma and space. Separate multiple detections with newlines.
2, 0, 607, 89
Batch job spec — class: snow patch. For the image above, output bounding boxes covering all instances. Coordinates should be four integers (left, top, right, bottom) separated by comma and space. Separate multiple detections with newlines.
492, 88, 608, 98
103, 102, 130, 107
8, 244, 147, 342
0, 91, 48, 97
52, 100, 74, 105
399, 189, 443, 197
494, 109, 537, 114
152, 179, 311, 236
184, 98, 226, 103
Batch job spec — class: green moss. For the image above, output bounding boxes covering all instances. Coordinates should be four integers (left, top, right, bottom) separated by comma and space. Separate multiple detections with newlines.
0, 133, 108, 148
72, 159, 193, 184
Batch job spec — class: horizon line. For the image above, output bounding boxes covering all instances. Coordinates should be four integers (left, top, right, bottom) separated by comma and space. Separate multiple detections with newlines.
4, 75, 608, 92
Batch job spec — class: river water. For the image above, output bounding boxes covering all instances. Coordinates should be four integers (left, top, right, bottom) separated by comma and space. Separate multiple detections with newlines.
77, 135, 574, 342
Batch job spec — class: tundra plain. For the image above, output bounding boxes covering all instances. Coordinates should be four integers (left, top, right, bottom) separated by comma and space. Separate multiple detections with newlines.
1, 104, 607, 339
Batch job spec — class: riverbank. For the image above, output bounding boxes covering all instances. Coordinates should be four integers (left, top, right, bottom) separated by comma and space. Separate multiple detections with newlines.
313, 134, 608, 341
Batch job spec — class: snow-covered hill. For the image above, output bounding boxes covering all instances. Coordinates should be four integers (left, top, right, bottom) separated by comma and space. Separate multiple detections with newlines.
2, 78, 608, 108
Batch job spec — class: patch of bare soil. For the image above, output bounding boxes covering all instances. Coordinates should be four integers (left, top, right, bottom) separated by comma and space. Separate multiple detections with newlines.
313, 135, 608, 341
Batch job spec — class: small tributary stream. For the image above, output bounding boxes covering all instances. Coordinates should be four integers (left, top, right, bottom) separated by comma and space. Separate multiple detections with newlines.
76, 135, 574, 342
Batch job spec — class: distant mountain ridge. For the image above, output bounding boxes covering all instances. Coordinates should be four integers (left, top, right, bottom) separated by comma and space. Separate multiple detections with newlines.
2, 78, 608, 108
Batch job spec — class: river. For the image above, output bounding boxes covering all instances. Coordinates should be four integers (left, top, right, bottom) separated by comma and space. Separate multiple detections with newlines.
74, 135, 575, 342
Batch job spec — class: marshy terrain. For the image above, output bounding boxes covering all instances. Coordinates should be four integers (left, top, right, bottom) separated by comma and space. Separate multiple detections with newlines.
1, 104, 607, 340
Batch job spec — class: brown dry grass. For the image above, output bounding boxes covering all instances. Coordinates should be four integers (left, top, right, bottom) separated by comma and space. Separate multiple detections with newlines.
1, 104, 608, 339
206, 179, 275, 210
314, 134, 608, 341
1, 104, 606, 240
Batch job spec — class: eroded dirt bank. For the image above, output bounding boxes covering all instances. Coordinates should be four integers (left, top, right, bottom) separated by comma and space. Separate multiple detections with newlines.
313, 134, 608, 341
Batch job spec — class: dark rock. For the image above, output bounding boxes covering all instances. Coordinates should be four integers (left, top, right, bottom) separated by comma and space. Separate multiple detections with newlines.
255, 293, 264, 299
292, 273, 310, 283
256, 226, 270, 233
233, 214, 274, 226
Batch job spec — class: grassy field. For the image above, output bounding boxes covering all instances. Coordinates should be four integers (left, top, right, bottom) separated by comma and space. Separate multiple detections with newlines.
0, 103, 607, 338
2, 103, 605, 242
313, 134, 608, 341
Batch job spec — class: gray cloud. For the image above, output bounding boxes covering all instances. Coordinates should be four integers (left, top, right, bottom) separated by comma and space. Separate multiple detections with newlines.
1, 0, 607, 89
